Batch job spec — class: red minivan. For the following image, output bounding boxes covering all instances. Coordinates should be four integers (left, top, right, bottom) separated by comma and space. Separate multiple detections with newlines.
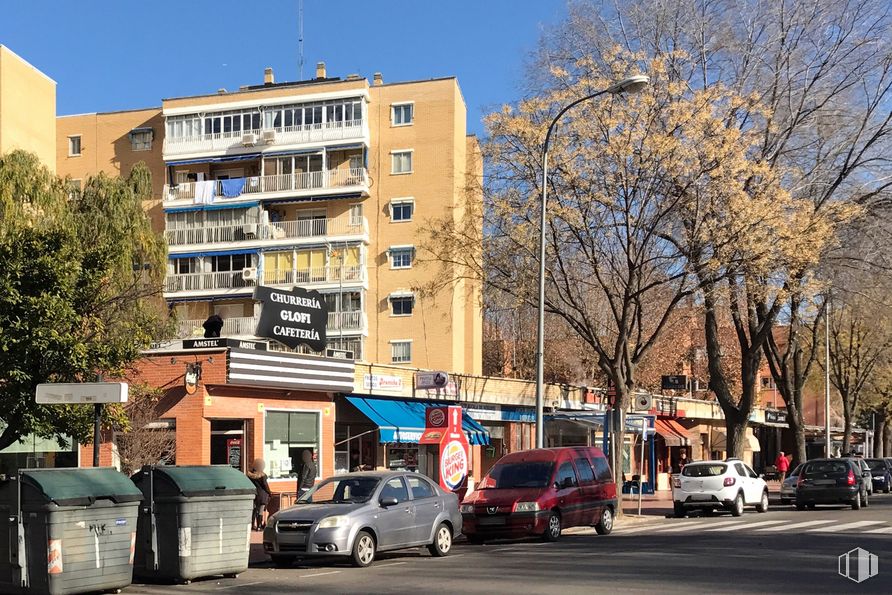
461, 447, 617, 542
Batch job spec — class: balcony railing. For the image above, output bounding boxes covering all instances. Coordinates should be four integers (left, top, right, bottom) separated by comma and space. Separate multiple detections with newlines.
163, 168, 369, 202
164, 271, 256, 293
163, 119, 366, 157
165, 216, 368, 247
176, 311, 364, 338
165, 265, 365, 294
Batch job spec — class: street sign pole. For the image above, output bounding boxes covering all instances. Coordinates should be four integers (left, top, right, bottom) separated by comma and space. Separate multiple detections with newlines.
93, 403, 102, 467
638, 423, 646, 516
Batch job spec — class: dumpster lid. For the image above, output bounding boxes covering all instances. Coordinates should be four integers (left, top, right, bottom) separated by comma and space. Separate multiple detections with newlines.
21, 468, 143, 506
137, 465, 256, 497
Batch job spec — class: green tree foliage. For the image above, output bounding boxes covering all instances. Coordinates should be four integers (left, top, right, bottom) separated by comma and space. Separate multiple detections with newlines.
0, 150, 168, 450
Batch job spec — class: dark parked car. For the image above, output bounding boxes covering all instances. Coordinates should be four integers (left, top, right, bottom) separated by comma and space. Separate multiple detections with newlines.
865, 458, 892, 494
796, 458, 869, 510
461, 447, 617, 543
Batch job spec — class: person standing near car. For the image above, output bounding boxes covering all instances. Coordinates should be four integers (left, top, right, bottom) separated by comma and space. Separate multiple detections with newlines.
672, 449, 689, 474
247, 458, 272, 531
775, 451, 790, 483
297, 450, 316, 497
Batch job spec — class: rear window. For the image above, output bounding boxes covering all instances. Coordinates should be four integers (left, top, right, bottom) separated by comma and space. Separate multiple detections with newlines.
866, 460, 888, 472
481, 461, 555, 489
803, 461, 849, 476
592, 456, 613, 482
574, 458, 596, 485
682, 464, 727, 477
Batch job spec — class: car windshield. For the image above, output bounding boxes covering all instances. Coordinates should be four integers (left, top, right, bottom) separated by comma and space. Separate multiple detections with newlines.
681, 464, 726, 477
479, 461, 554, 489
866, 460, 887, 472
789, 464, 803, 477
804, 461, 848, 476
298, 476, 380, 504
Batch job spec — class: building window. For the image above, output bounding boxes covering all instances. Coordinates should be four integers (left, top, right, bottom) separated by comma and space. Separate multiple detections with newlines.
349, 203, 363, 226
390, 199, 414, 222
391, 150, 413, 174
391, 296, 414, 316
130, 128, 153, 151
391, 341, 412, 364
389, 246, 414, 269
392, 103, 414, 126
263, 410, 320, 480
68, 136, 82, 157
210, 253, 250, 272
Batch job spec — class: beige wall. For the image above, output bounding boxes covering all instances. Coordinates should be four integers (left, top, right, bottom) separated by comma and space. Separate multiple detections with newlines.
0, 46, 56, 171
56, 108, 166, 232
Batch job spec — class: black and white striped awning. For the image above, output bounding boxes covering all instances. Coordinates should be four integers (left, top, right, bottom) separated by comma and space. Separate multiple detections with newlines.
227, 348, 355, 393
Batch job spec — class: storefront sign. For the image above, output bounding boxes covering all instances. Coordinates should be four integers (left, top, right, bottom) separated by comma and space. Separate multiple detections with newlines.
253, 285, 328, 351
227, 438, 242, 469
182, 338, 267, 350
440, 440, 469, 490
415, 371, 450, 390
363, 374, 404, 393
420, 406, 470, 492
765, 409, 788, 426
465, 405, 536, 423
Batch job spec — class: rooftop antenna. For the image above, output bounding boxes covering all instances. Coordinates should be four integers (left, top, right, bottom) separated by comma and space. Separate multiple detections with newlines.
299, 0, 305, 80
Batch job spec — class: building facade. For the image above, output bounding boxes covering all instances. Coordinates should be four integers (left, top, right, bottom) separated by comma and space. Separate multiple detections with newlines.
0, 45, 57, 171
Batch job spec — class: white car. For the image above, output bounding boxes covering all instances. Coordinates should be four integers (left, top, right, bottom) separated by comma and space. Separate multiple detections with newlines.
672, 459, 769, 517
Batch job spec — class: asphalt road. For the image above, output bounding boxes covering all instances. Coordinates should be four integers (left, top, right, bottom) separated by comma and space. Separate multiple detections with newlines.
127, 493, 892, 594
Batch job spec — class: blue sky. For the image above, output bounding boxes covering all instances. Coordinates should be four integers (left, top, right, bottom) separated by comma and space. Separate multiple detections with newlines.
0, 1, 566, 135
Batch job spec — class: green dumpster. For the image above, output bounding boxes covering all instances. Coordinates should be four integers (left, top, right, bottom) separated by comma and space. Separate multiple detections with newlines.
0, 467, 143, 595
131, 465, 255, 583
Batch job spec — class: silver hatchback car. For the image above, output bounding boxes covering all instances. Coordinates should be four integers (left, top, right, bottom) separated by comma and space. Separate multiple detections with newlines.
264, 471, 461, 568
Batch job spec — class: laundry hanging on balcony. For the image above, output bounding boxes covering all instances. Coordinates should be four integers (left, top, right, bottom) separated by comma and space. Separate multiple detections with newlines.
220, 177, 246, 198
194, 180, 217, 204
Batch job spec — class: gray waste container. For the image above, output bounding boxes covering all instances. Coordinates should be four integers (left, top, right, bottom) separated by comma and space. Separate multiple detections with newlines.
0, 467, 143, 595
132, 465, 255, 583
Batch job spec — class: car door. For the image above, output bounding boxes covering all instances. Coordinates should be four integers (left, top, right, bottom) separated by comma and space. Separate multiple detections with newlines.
376, 476, 415, 548
572, 456, 599, 525
733, 463, 752, 503
407, 475, 440, 544
744, 464, 763, 501
553, 460, 582, 527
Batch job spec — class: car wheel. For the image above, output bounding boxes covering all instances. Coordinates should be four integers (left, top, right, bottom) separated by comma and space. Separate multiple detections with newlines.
795, 501, 806, 511
595, 507, 614, 535
270, 555, 294, 568
730, 493, 744, 517
673, 502, 686, 518
428, 523, 452, 557
755, 491, 769, 513
863, 491, 869, 508
541, 511, 561, 542
351, 531, 376, 568
851, 491, 862, 511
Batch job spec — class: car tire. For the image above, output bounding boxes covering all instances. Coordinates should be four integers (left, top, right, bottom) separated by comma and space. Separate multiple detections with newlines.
673, 502, 686, 518
595, 507, 614, 535
428, 523, 452, 557
795, 501, 806, 511
351, 531, 376, 568
863, 491, 869, 508
270, 555, 294, 568
730, 493, 744, 517
851, 491, 862, 511
755, 490, 769, 513
541, 511, 561, 542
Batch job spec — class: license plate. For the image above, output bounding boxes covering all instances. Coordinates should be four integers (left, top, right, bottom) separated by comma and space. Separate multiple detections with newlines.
691, 494, 712, 501
286, 534, 307, 544
477, 517, 506, 526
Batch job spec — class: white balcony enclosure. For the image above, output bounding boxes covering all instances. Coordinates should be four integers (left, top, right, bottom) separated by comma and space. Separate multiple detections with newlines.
164, 265, 366, 298
165, 216, 369, 248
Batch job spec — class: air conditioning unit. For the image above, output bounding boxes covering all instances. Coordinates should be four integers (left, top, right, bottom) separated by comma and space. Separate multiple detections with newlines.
242, 267, 258, 281
241, 132, 256, 146
242, 223, 258, 237
262, 129, 277, 144
633, 394, 653, 411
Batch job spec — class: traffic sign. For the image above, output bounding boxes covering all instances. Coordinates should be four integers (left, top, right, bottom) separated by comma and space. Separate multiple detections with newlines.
36, 382, 129, 405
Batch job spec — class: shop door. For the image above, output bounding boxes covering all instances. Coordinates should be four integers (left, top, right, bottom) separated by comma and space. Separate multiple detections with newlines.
210, 419, 245, 470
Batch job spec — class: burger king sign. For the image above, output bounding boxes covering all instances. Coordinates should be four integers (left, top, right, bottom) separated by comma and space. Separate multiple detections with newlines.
440, 440, 469, 490
420, 405, 471, 492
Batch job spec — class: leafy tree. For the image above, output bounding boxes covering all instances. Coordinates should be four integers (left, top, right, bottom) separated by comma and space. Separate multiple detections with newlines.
0, 150, 168, 451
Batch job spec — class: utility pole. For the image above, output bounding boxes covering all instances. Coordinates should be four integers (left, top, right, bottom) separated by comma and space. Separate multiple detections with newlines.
825, 298, 831, 457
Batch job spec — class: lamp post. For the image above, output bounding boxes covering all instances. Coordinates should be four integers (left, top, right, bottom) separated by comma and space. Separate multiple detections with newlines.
534, 75, 650, 448
825, 296, 831, 457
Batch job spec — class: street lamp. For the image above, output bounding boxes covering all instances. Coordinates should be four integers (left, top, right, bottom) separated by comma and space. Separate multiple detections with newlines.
534, 74, 650, 449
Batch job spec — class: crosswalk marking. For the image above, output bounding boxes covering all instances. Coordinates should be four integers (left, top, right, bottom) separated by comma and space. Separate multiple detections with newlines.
808, 520, 886, 533
708, 519, 785, 532
654, 520, 731, 533
864, 525, 892, 534
756, 520, 836, 532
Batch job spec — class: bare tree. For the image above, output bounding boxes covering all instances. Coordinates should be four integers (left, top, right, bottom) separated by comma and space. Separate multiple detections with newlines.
113, 384, 176, 475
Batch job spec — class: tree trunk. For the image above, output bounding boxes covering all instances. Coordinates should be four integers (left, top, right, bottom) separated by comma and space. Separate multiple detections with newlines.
842, 401, 853, 455
874, 413, 886, 458
724, 409, 748, 459
884, 422, 892, 457
609, 385, 629, 518
785, 399, 808, 466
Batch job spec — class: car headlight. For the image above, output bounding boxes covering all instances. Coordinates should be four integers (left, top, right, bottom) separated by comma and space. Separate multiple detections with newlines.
317, 515, 349, 529
460, 504, 474, 514
513, 501, 540, 513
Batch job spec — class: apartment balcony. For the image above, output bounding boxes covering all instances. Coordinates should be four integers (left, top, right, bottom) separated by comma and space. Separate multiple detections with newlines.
165, 216, 369, 250
163, 168, 369, 206
162, 119, 368, 160
164, 265, 367, 298
177, 311, 366, 339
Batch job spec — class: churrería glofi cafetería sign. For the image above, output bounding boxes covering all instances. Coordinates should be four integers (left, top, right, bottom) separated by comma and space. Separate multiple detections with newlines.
253, 285, 328, 352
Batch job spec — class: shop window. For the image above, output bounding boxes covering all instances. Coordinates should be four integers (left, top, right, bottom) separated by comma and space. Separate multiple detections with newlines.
574, 458, 596, 485
263, 410, 320, 480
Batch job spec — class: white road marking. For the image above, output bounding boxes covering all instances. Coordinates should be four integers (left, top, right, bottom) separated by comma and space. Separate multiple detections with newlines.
808, 520, 887, 533
376, 562, 407, 567
863, 525, 892, 534
707, 521, 787, 532
216, 581, 266, 590
651, 520, 733, 533
756, 520, 836, 532
300, 571, 342, 578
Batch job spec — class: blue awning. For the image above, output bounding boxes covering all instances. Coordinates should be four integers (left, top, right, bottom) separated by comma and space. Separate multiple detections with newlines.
164, 201, 260, 214
346, 396, 490, 445
168, 248, 257, 260
166, 153, 261, 166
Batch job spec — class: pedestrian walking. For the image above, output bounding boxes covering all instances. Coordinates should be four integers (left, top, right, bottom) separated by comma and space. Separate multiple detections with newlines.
775, 451, 790, 483
247, 458, 272, 531
297, 449, 316, 498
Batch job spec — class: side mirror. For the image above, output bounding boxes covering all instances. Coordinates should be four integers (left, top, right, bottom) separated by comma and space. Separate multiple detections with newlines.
380, 496, 399, 507
758, 474, 765, 479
